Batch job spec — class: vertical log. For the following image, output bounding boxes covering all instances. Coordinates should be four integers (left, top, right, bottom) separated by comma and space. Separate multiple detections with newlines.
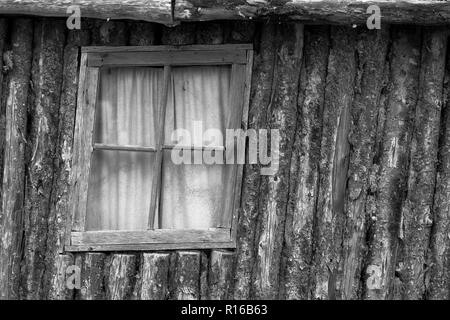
338, 27, 390, 300
90, 19, 127, 46
199, 251, 209, 300
105, 254, 137, 300
0, 18, 8, 197
232, 23, 275, 300
196, 22, 223, 44
48, 254, 74, 300
253, 23, 303, 299
128, 22, 158, 46
399, 28, 448, 300
44, 27, 90, 299
224, 21, 256, 44
161, 23, 196, 45
75, 252, 106, 300
364, 27, 422, 300
170, 251, 201, 300
0, 18, 34, 300
22, 18, 66, 299
310, 26, 357, 300
429, 44, 450, 300
134, 253, 170, 300
282, 25, 329, 300
208, 250, 234, 300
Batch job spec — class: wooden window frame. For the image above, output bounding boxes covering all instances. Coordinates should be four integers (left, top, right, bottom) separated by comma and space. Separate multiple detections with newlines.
64, 44, 253, 252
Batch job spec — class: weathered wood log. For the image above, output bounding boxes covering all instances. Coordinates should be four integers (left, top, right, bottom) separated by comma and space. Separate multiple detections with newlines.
128, 22, 158, 46
0, 18, 34, 300
105, 254, 137, 299
282, 25, 329, 300
208, 250, 234, 299
196, 22, 224, 44
252, 22, 303, 299
134, 253, 170, 300
364, 26, 422, 300
0, 18, 7, 198
200, 251, 209, 300
44, 27, 90, 299
161, 23, 196, 45
225, 21, 266, 301
338, 27, 390, 300
174, 0, 450, 25
0, 0, 173, 25
429, 49, 450, 300
170, 251, 201, 300
399, 28, 448, 300
309, 26, 356, 300
75, 252, 106, 300
22, 18, 66, 300
48, 254, 74, 300
91, 19, 128, 46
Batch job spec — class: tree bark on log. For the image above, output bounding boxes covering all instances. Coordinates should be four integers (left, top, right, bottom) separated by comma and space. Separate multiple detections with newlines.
134, 253, 170, 300
253, 22, 303, 299
22, 18, 66, 300
44, 27, 90, 299
174, 0, 450, 25
399, 27, 448, 300
231, 22, 272, 301
0, 18, 8, 199
310, 26, 356, 300
429, 48, 450, 300
282, 25, 329, 300
0, 18, 34, 300
0, 0, 173, 25
338, 27, 390, 300
208, 250, 234, 299
105, 254, 137, 299
170, 251, 201, 300
75, 252, 106, 300
48, 254, 74, 300
364, 26, 422, 300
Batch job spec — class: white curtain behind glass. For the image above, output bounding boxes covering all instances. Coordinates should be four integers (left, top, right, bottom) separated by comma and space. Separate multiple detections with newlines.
161, 66, 235, 229
86, 65, 236, 231
86, 67, 162, 231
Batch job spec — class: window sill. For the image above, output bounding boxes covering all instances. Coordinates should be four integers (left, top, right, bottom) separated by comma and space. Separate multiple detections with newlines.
65, 228, 235, 252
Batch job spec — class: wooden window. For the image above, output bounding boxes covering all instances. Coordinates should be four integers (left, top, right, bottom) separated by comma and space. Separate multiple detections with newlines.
65, 45, 253, 251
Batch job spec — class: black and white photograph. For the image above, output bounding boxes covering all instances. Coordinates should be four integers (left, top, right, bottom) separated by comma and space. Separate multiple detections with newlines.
0, 0, 449, 307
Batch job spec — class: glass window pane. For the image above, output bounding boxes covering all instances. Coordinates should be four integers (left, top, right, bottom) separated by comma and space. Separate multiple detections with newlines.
86, 150, 156, 231
164, 66, 233, 147
95, 67, 163, 146
159, 150, 236, 229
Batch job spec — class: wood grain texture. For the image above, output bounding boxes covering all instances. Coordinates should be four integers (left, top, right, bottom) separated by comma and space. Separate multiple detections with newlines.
0, 0, 173, 25
170, 251, 201, 300
134, 253, 170, 300
75, 252, 106, 300
232, 22, 274, 300
364, 26, 422, 300
309, 26, 356, 300
253, 22, 303, 299
338, 27, 390, 300
282, 25, 329, 300
0, 19, 34, 300
23, 18, 66, 300
398, 27, 448, 300
48, 254, 74, 300
105, 254, 137, 299
208, 250, 234, 299
174, 0, 450, 25
429, 47, 450, 300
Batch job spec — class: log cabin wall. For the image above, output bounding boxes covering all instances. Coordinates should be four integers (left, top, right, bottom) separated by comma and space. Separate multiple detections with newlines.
0, 16, 449, 300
